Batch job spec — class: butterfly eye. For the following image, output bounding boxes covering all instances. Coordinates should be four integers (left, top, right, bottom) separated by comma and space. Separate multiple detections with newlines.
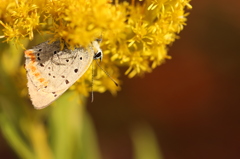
94, 51, 102, 61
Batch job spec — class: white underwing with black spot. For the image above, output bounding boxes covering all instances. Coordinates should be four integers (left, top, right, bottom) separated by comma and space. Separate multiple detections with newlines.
25, 40, 102, 109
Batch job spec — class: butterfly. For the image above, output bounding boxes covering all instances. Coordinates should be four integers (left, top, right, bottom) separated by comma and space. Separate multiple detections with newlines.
24, 40, 103, 109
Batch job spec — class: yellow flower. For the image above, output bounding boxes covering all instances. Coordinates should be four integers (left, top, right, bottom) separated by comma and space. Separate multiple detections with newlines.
0, 0, 192, 96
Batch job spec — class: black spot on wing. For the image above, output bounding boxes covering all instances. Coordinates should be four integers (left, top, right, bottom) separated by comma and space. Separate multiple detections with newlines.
65, 80, 69, 84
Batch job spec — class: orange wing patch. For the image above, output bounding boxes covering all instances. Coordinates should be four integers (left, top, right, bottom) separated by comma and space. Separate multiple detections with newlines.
24, 50, 34, 57
38, 78, 45, 83
34, 72, 40, 77
25, 50, 36, 62
29, 65, 37, 72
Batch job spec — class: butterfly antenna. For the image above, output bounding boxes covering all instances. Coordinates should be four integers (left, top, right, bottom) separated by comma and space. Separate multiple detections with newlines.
95, 60, 119, 87
91, 63, 94, 102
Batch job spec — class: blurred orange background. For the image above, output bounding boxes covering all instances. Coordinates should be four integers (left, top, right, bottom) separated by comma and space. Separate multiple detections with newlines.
1, 0, 240, 158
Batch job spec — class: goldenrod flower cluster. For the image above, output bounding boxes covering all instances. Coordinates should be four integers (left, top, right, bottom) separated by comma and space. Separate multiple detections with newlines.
0, 0, 192, 96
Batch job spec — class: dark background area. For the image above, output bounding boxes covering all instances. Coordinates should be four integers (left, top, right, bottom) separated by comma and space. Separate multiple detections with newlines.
1, 0, 240, 158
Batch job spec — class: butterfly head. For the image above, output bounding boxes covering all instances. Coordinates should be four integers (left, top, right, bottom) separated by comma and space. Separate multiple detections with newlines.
92, 40, 103, 61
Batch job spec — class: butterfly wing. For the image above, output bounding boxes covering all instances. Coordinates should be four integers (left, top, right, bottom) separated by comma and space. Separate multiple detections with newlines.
25, 41, 94, 109
26, 77, 69, 109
